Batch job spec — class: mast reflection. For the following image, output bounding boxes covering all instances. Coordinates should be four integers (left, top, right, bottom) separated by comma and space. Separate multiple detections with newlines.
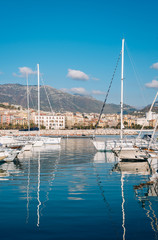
37, 151, 41, 227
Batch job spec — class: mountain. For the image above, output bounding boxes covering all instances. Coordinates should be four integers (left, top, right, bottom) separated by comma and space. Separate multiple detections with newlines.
0, 84, 137, 114
141, 101, 158, 113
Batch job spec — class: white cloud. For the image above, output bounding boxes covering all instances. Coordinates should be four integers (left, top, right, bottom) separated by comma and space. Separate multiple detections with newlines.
67, 69, 89, 81
150, 63, 158, 70
91, 77, 99, 81
60, 88, 69, 93
91, 90, 106, 95
13, 67, 36, 78
145, 79, 158, 88
61, 87, 106, 97
70, 87, 88, 95
60, 87, 88, 95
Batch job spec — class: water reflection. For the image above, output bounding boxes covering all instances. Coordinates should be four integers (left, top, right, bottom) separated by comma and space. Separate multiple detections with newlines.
24, 144, 62, 228
0, 165, 9, 179
112, 161, 152, 240
68, 165, 87, 201
93, 151, 117, 163
134, 178, 158, 236
113, 161, 151, 175
0, 138, 158, 240
37, 151, 41, 227
33, 144, 61, 152
26, 156, 30, 224
121, 174, 126, 240
113, 155, 158, 236
18, 144, 61, 159
113, 159, 158, 240
0, 160, 22, 179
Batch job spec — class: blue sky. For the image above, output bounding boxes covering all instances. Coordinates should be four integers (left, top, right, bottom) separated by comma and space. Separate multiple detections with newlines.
0, 0, 158, 108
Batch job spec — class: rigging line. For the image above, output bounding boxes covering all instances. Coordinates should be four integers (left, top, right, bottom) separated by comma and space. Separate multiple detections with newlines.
93, 50, 122, 136
125, 42, 147, 106
28, 87, 36, 110
23, 89, 35, 111
29, 83, 35, 109
25, 74, 36, 110
41, 76, 54, 114
31, 65, 39, 111
137, 91, 158, 139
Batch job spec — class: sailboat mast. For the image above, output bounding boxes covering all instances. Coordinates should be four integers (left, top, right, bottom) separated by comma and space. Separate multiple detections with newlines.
26, 73, 30, 132
120, 39, 125, 140
37, 64, 40, 135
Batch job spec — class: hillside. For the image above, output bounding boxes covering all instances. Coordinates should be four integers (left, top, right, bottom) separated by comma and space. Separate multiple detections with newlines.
0, 84, 137, 114
141, 101, 158, 113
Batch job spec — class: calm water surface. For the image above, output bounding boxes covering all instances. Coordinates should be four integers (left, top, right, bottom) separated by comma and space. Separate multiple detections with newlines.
0, 138, 157, 240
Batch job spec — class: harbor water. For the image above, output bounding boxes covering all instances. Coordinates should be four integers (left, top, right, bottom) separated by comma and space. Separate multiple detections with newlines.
0, 138, 157, 240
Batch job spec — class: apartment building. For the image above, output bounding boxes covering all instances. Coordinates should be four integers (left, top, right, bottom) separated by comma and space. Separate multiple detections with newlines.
35, 114, 65, 129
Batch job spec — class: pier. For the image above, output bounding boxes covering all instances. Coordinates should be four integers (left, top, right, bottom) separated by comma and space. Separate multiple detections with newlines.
0, 129, 138, 137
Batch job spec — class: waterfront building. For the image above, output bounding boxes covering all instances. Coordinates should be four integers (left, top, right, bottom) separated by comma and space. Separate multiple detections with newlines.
35, 114, 65, 129
136, 117, 149, 126
0, 114, 14, 125
146, 111, 158, 120
12, 117, 28, 126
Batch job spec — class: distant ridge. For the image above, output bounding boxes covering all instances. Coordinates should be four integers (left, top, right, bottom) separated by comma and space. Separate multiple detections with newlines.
141, 101, 158, 113
0, 84, 137, 114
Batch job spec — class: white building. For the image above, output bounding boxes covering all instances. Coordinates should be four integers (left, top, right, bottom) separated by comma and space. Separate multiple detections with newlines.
136, 117, 149, 126
35, 114, 65, 130
146, 111, 158, 120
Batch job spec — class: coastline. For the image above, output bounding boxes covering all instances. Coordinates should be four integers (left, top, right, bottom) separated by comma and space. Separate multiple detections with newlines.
0, 129, 139, 136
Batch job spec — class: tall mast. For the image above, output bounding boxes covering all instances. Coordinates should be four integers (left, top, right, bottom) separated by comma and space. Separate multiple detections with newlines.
26, 73, 30, 132
120, 39, 125, 140
37, 64, 40, 135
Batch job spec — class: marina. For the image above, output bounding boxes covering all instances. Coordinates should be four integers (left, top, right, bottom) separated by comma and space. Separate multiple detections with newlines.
0, 0, 157, 239
0, 137, 157, 240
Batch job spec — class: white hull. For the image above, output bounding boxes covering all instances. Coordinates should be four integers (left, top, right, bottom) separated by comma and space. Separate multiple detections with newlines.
92, 140, 133, 152
4, 152, 18, 162
0, 149, 19, 162
92, 137, 150, 152
0, 151, 8, 159
22, 143, 33, 151
0, 136, 15, 145
42, 137, 61, 145
33, 140, 43, 147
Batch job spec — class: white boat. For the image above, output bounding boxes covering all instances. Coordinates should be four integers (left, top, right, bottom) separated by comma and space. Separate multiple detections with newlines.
4, 151, 19, 162
33, 140, 43, 147
92, 39, 126, 152
22, 143, 33, 151
41, 137, 61, 145
35, 64, 61, 146
92, 40, 158, 154
0, 136, 16, 145
114, 91, 158, 159
0, 148, 19, 162
0, 155, 6, 162
92, 138, 134, 152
